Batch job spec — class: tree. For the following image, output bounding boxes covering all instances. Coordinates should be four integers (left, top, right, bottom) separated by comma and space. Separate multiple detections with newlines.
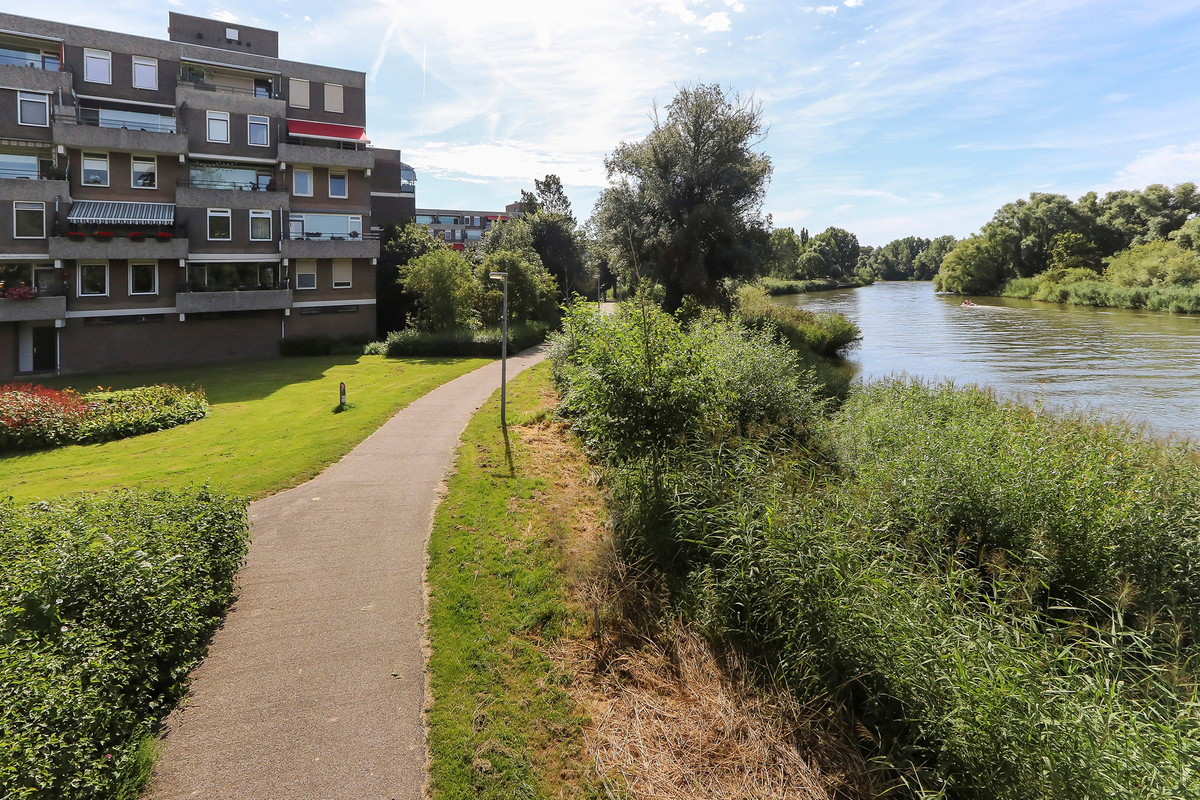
912, 234, 957, 280
1048, 231, 1101, 272
522, 174, 573, 219
810, 227, 859, 279
475, 251, 560, 326
400, 249, 477, 331
933, 234, 1008, 294
1104, 241, 1200, 287
766, 227, 804, 278
795, 249, 827, 279
591, 83, 772, 310
375, 222, 444, 336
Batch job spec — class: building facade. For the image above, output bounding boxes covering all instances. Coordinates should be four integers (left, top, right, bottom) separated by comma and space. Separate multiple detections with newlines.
414, 202, 522, 250
0, 12, 396, 378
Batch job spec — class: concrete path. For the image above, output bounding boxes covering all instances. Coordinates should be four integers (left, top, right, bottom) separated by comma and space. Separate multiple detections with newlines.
148, 347, 546, 800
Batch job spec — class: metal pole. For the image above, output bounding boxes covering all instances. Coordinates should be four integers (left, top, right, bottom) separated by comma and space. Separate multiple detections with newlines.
489, 271, 509, 426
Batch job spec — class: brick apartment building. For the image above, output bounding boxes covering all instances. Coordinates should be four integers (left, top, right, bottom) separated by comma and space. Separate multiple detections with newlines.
0, 12, 414, 378
415, 202, 522, 250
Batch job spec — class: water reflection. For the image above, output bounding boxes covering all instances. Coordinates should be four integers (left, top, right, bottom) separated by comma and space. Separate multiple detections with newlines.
776, 282, 1200, 440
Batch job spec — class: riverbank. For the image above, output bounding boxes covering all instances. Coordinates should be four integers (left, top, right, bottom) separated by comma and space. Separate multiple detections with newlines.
995, 276, 1200, 313
548, 298, 1200, 798
760, 276, 873, 295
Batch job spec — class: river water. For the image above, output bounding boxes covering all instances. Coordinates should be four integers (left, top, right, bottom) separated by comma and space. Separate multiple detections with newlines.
775, 282, 1200, 441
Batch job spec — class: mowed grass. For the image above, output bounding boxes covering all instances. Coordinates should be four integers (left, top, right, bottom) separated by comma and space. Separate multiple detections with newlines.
0, 354, 489, 502
426, 362, 596, 799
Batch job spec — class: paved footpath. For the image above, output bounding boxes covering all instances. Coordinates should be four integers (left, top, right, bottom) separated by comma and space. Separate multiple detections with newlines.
148, 347, 546, 800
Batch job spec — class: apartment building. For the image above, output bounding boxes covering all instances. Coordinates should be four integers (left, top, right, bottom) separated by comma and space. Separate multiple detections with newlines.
0, 12, 394, 378
415, 202, 522, 250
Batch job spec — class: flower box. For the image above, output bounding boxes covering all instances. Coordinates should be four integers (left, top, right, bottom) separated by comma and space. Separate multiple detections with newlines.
92, 231, 114, 242
128, 232, 145, 241
154, 232, 174, 242
3, 286, 37, 300
65, 231, 87, 241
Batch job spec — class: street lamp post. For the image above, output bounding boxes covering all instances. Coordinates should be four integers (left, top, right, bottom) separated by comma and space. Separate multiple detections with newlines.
489, 271, 508, 426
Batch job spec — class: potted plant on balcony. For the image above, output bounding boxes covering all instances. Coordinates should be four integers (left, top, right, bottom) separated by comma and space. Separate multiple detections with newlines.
128, 231, 145, 242
348, 231, 361, 239
65, 231, 87, 241
3, 286, 37, 301
154, 231, 175, 242
92, 231, 113, 242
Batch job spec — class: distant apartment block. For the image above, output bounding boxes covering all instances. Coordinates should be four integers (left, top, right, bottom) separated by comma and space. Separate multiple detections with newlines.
414, 202, 523, 250
0, 12, 409, 378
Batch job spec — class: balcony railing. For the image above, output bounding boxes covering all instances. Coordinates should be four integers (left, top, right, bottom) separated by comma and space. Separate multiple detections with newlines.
0, 49, 57, 70
0, 164, 55, 180
284, 136, 369, 152
177, 178, 287, 192
288, 231, 377, 242
178, 74, 278, 99
73, 110, 179, 134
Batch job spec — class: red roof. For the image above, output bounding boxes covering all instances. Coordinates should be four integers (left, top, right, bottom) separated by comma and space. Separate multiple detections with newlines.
286, 119, 369, 143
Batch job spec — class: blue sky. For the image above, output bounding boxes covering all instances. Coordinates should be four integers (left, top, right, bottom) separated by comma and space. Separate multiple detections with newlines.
38, 0, 1200, 245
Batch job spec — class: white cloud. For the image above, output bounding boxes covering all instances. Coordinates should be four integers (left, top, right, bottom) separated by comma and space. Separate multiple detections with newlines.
844, 0, 863, 6
849, 60, 861, 68
1106, 142, 1200, 192
699, 12, 732, 32
207, 9, 238, 23
1103, 92, 1131, 103
805, 5, 839, 14
725, 0, 746, 11
696, 46, 709, 54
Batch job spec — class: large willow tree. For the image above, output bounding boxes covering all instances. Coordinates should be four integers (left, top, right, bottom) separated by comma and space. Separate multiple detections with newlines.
592, 84, 772, 310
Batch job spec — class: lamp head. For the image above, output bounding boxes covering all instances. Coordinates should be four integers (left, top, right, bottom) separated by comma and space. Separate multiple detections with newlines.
489, 271, 508, 281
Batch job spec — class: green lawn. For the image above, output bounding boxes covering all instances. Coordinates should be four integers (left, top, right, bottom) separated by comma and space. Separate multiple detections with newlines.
0, 354, 489, 502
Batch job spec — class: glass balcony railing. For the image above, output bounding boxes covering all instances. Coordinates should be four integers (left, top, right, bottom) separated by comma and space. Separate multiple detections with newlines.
75, 108, 178, 133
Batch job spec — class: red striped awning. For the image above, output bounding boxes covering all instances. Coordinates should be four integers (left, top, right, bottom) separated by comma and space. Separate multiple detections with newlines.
286, 119, 369, 143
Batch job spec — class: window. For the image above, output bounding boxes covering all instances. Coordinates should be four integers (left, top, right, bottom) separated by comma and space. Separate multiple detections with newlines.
132, 56, 157, 90
324, 83, 343, 113
13, 202, 45, 239
295, 260, 316, 290
474, 216, 481, 227
453, 229, 462, 241
17, 92, 49, 127
329, 172, 347, 199
444, 230, 452, 242
82, 153, 109, 186
83, 49, 111, 84
78, 263, 108, 297
129, 262, 157, 295
289, 78, 310, 109
248, 115, 269, 147
131, 156, 156, 189
250, 209, 272, 241
207, 111, 230, 144
332, 259, 352, 289
207, 208, 232, 241
293, 169, 313, 197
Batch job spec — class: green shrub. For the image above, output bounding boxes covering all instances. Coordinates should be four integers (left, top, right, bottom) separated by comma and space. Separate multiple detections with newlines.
998, 277, 1038, 298
735, 285, 860, 357
372, 323, 549, 358
0, 487, 249, 800
279, 334, 371, 357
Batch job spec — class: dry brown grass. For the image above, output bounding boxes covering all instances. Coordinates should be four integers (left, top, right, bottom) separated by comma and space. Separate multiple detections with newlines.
513, 396, 878, 800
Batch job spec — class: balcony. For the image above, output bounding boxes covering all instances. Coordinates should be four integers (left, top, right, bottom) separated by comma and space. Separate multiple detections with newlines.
0, 294, 66, 323
281, 232, 379, 259
53, 110, 187, 155
278, 141, 373, 170
175, 178, 289, 210
49, 231, 188, 260
177, 288, 292, 314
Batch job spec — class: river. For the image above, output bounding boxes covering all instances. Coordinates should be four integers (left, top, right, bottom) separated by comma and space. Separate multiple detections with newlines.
775, 282, 1200, 441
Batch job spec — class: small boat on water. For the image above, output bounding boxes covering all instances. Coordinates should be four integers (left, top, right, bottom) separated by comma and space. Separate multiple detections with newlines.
961, 299, 979, 307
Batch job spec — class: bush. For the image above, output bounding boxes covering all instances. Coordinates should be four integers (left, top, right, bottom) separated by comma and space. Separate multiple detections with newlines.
735, 285, 859, 357
279, 334, 372, 357
371, 323, 549, 358
0, 384, 207, 452
0, 487, 249, 800
401, 249, 478, 332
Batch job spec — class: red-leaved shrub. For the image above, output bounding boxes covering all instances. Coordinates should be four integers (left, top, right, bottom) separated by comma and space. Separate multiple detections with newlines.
0, 383, 90, 450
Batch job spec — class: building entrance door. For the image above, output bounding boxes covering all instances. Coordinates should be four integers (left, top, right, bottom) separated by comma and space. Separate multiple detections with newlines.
31, 325, 56, 372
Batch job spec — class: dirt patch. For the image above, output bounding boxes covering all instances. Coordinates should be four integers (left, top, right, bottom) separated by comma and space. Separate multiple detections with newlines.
513, 413, 878, 800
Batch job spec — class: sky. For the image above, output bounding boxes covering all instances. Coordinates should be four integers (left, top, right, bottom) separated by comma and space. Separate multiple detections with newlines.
27, 0, 1200, 245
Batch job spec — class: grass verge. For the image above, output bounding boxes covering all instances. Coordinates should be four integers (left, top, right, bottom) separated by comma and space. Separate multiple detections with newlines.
0, 354, 488, 502
425, 362, 595, 799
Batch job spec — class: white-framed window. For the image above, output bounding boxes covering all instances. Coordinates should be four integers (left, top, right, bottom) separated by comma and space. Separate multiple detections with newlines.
83, 49, 111, 84
82, 152, 109, 186
453, 229, 461, 241
207, 208, 232, 241
206, 111, 230, 144
332, 259, 352, 289
328, 172, 347, 199
293, 168, 313, 197
131, 155, 156, 189
289, 77, 309, 109
13, 202, 45, 239
132, 56, 158, 90
444, 230, 452, 242
324, 83, 343, 113
225, 27, 239, 41
248, 115, 269, 147
78, 263, 108, 297
249, 209, 272, 241
474, 216, 481, 227
129, 262, 158, 295
295, 259, 316, 290
16, 92, 49, 127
